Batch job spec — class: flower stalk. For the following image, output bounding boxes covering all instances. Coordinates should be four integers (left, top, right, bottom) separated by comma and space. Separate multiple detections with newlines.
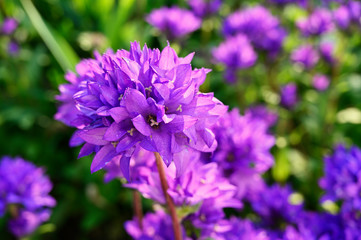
132, 191, 143, 230
154, 152, 182, 240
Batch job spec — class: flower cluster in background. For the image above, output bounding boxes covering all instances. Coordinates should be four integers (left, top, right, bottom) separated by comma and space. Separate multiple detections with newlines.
0, 18, 19, 55
0, 156, 55, 237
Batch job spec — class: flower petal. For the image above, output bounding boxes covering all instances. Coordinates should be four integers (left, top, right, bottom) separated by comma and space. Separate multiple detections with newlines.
91, 144, 117, 173
132, 114, 152, 136
78, 128, 108, 145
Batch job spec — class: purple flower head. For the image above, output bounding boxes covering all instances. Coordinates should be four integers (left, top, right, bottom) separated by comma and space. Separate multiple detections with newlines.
319, 42, 335, 64
0, 156, 55, 237
291, 45, 319, 70
296, 212, 345, 240
202, 108, 275, 200
212, 34, 257, 83
334, 5, 351, 29
269, 0, 306, 7
348, 1, 361, 25
187, 0, 222, 18
341, 199, 361, 239
251, 184, 304, 228
280, 83, 297, 109
245, 105, 278, 128
209, 108, 275, 176
8, 209, 51, 238
55, 42, 227, 178
319, 144, 361, 203
8, 41, 19, 56
312, 74, 330, 91
200, 217, 269, 240
222, 6, 286, 55
297, 8, 334, 36
128, 149, 240, 211
125, 209, 189, 240
1, 18, 18, 35
147, 7, 201, 39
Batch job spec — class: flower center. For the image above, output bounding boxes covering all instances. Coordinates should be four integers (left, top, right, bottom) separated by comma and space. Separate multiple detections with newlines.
147, 115, 159, 129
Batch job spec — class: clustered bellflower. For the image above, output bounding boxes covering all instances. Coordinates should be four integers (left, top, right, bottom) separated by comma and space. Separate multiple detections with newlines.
334, 1, 361, 30
0, 156, 56, 237
55, 41, 227, 179
222, 6, 286, 56
291, 45, 319, 70
280, 83, 298, 109
312, 74, 330, 91
146, 7, 202, 40
187, 0, 222, 18
212, 34, 257, 83
203, 108, 275, 199
1, 18, 18, 35
125, 209, 189, 240
318, 144, 361, 239
297, 8, 334, 36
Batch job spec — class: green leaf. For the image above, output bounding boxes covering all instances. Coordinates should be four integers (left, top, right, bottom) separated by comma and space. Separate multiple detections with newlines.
20, 0, 79, 71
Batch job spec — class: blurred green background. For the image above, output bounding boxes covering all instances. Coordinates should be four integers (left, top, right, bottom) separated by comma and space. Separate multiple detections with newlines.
1, 0, 361, 239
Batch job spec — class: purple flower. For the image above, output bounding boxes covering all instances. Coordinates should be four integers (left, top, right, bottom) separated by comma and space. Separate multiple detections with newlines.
187, 0, 222, 17
319, 144, 361, 203
202, 108, 275, 200
7, 41, 19, 56
55, 42, 227, 178
146, 7, 201, 39
333, 1, 361, 29
200, 217, 269, 240
212, 34, 257, 83
319, 42, 335, 64
103, 146, 155, 183
125, 209, 189, 240
209, 109, 275, 176
251, 184, 304, 228
312, 74, 330, 91
222, 6, 286, 55
280, 83, 297, 109
127, 149, 240, 210
245, 105, 278, 128
269, 0, 306, 7
341, 199, 361, 239
291, 45, 319, 69
348, 1, 361, 25
296, 212, 346, 240
297, 8, 334, 36
0, 156, 55, 237
1, 18, 18, 35
8, 209, 52, 238
334, 5, 351, 29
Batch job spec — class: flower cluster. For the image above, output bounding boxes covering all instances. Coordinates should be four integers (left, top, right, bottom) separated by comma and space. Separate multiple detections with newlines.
1, 18, 19, 55
203, 108, 276, 199
280, 83, 298, 109
212, 34, 257, 83
56, 42, 227, 178
125, 209, 189, 240
0, 156, 56, 237
187, 0, 222, 18
146, 7, 202, 40
297, 8, 334, 37
312, 74, 330, 91
291, 45, 319, 70
222, 6, 286, 55
333, 1, 361, 30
